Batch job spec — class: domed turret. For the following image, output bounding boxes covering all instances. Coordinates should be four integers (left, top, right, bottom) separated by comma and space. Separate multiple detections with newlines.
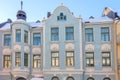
16, 1, 27, 21
16, 10, 27, 20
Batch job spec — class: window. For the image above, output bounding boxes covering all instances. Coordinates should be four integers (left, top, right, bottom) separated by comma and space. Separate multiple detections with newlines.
102, 52, 111, 66
3, 55, 11, 68
51, 76, 59, 80
85, 28, 93, 42
16, 29, 21, 42
87, 77, 94, 80
24, 53, 28, 67
33, 33, 41, 45
66, 27, 74, 40
66, 77, 74, 80
66, 51, 74, 66
51, 28, 59, 41
51, 52, 59, 67
15, 52, 21, 67
103, 77, 111, 80
57, 12, 66, 21
86, 52, 94, 67
4, 34, 11, 46
101, 27, 110, 41
24, 30, 28, 43
33, 54, 40, 68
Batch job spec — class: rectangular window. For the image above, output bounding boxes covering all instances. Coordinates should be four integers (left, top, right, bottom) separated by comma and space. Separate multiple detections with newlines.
3, 55, 11, 68
66, 51, 74, 67
33, 54, 40, 68
66, 27, 74, 40
102, 52, 111, 66
85, 28, 93, 42
51, 52, 59, 67
101, 27, 110, 41
86, 52, 94, 67
24, 30, 28, 43
51, 28, 59, 41
24, 53, 28, 67
15, 52, 21, 67
16, 29, 21, 42
4, 34, 11, 46
33, 33, 41, 45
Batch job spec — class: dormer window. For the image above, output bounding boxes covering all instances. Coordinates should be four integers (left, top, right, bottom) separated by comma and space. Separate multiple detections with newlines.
57, 12, 66, 21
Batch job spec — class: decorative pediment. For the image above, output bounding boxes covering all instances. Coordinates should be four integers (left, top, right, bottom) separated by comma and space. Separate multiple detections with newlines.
14, 44, 21, 52
50, 43, 59, 51
85, 44, 94, 52
101, 43, 111, 51
65, 43, 74, 51
24, 46, 30, 53
3, 48, 11, 55
32, 48, 41, 54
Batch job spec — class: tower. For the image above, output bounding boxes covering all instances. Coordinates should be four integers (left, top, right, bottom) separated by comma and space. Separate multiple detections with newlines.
16, 1, 27, 21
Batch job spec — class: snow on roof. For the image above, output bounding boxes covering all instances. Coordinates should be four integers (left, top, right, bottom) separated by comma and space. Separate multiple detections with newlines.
84, 16, 113, 23
0, 23, 11, 30
0, 21, 44, 30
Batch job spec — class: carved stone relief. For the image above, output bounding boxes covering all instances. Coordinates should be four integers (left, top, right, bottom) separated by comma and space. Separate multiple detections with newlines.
32, 48, 41, 54
85, 44, 94, 52
50, 43, 59, 51
3, 48, 11, 55
14, 44, 21, 52
101, 43, 111, 51
24, 46, 30, 53
65, 43, 74, 51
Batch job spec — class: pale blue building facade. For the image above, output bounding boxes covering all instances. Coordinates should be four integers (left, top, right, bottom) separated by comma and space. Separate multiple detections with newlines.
0, 4, 116, 80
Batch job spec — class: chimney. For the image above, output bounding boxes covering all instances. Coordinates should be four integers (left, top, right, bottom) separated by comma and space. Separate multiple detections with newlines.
47, 12, 51, 18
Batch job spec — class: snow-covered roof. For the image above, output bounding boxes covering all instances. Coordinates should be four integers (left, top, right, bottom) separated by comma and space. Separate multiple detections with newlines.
84, 16, 113, 23
0, 21, 44, 30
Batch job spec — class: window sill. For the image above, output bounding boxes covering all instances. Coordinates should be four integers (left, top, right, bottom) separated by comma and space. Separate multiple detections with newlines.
65, 40, 74, 43
50, 41, 60, 44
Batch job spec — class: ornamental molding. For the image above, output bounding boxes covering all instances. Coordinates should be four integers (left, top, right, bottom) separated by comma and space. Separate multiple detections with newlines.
65, 43, 74, 51
101, 43, 111, 51
50, 43, 59, 51
32, 48, 41, 54
24, 46, 30, 53
14, 44, 21, 52
3, 48, 11, 55
85, 44, 94, 52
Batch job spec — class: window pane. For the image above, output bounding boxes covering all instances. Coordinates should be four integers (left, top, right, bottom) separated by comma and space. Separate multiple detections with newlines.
51, 28, 59, 41
101, 27, 110, 41
24, 31, 28, 43
4, 34, 11, 46
85, 28, 93, 42
86, 52, 94, 67
16, 30, 21, 42
66, 51, 74, 66
15, 52, 21, 67
24, 53, 28, 67
3, 55, 11, 68
33, 54, 40, 68
102, 52, 111, 66
51, 52, 59, 67
33, 33, 41, 45
66, 27, 74, 40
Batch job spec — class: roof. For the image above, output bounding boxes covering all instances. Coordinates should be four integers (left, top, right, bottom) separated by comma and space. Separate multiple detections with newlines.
84, 16, 113, 23
0, 20, 44, 30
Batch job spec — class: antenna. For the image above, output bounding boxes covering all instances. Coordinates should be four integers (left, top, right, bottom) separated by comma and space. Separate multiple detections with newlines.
21, 1, 23, 10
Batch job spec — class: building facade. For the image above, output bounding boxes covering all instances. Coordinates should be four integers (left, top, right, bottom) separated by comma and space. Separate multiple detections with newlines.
0, 4, 116, 80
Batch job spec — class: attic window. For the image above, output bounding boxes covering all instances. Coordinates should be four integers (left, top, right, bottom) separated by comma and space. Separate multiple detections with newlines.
57, 12, 66, 21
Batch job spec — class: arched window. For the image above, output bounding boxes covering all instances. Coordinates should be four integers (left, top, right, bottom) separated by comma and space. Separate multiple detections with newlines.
66, 76, 74, 80
16, 77, 26, 80
57, 12, 66, 21
103, 77, 111, 80
51, 76, 59, 80
87, 77, 94, 80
